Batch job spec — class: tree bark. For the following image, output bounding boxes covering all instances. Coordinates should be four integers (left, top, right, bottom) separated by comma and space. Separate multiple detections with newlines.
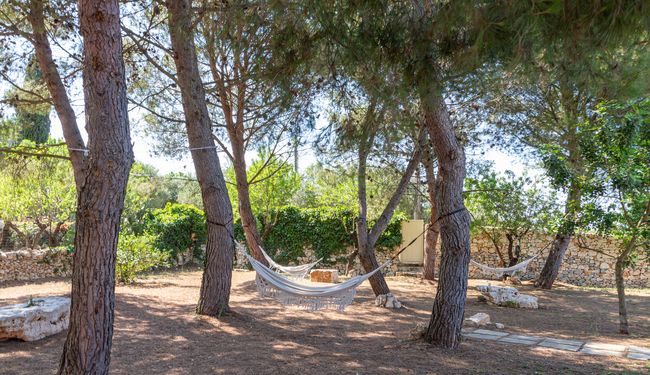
202, 26, 268, 266
614, 201, 648, 335
422, 145, 439, 280
615, 248, 631, 335
421, 89, 471, 349
228, 127, 268, 265
357, 125, 425, 296
0, 222, 11, 250
28, 0, 87, 189
355, 117, 390, 296
58, 1, 134, 373
535, 181, 581, 289
166, 0, 235, 316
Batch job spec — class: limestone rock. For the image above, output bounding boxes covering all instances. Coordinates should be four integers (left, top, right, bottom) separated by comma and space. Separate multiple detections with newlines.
310, 269, 339, 283
476, 285, 538, 309
0, 297, 70, 341
464, 312, 490, 327
375, 293, 402, 309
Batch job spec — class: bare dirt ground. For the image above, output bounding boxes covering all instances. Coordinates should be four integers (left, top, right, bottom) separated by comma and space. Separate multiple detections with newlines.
1, 269, 649, 375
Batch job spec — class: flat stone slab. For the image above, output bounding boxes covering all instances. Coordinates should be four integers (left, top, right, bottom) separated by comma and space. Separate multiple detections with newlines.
538, 338, 584, 352
627, 352, 650, 361
579, 347, 624, 357
0, 297, 70, 341
498, 334, 544, 345
473, 329, 509, 337
583, 342, 626, 352
628, 346, 650, 355
464, 332, 501, 341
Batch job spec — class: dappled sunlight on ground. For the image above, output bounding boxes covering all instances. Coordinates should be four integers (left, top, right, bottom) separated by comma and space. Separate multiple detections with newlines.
1, 270, 648, 374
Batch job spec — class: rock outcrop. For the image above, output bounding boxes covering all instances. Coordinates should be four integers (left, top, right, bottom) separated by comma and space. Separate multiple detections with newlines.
0, 297, 70, 341
476, 285, 538, 309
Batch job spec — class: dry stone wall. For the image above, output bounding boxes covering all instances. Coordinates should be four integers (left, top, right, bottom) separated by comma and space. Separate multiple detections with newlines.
0, 248, 73, 283
247, 232, 648, 288
466, 232, 649, 288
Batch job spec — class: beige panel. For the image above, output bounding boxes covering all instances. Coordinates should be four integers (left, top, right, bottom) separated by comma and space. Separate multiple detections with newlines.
398, 220, 425, 265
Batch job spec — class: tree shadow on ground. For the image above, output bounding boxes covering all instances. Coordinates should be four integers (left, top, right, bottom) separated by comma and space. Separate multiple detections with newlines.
0, 272, 648, 374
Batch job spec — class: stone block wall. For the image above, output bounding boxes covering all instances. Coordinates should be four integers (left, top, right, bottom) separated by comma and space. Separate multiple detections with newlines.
466, 232, 649, 288
0, 248, 73, 282
252, 232, 648, 288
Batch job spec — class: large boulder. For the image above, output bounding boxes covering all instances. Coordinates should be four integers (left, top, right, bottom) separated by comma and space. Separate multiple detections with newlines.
0, 297, 70, 341
476, 285, 538, 309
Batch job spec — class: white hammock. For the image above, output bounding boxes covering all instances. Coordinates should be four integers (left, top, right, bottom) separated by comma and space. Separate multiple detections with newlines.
259, 246, 322, 279
470, 256, 538, 278
240, 250, 390, 311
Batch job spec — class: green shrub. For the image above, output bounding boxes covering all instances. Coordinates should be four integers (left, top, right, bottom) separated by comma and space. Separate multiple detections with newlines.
116, 234, 169, 283
146, 203, 207, 259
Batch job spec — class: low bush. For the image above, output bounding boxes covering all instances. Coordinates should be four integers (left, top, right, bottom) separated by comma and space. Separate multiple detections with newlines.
116, 234, 169, 283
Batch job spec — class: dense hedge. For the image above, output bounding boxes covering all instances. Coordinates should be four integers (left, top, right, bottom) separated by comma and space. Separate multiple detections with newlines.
235, 205, 405, 265
146, 203, 207, 259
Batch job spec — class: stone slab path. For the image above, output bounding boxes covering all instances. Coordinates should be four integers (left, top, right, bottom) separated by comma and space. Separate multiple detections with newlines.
462, 328, 650, 361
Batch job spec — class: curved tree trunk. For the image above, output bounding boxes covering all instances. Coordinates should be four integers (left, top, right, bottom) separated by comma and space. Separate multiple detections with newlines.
58, 1, 134, 373
421, 89, 471, 349
28, 0, 86, 190
355, 119, 390, 296
535, 182, 581, 289
228, 129, 268, 265
167, 0, 234, 316
357, 122, 425, 296
422, 144, 439, 281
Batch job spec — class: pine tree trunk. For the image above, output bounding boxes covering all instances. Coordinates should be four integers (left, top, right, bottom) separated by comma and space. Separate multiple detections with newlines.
535, 182, 581, 289
28, 0, 86, 189
615, 237, 637, 335
421, 89, 471, 349
229, 131, 268, 265
615, 255, 629, 334
58, 1, 133, 373
422, 145, 439, 280
166, 0, 234, 316
355, 124, 391, 296
357, 237, 391, 295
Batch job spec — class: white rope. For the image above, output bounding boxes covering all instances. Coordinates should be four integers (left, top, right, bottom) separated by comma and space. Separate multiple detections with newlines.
187, 145, 219, 151
470, 256, 538, 278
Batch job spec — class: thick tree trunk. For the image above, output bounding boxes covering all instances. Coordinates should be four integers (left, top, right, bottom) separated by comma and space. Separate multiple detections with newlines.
167, 0, 234, 316
229, 130, 268, 265
421, 89, 471, 349
422, 145, 439, 280
535, 182, 581, 289
58, 1, 133, 373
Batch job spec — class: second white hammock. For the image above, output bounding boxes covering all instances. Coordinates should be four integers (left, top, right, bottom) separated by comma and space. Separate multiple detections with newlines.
470, 256, 538, 277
